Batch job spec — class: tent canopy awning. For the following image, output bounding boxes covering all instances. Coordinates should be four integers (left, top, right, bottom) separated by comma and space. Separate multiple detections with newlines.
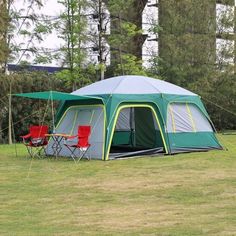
13, 91, 103, 101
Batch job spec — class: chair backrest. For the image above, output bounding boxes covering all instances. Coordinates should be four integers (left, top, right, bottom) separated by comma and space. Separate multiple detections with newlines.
77, 125, 91, 147
30, 125, 48, 139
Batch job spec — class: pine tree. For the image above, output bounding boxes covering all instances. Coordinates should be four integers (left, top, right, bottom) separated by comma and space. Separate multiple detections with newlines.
153, 0, 236, 129
158, 0, 216, 87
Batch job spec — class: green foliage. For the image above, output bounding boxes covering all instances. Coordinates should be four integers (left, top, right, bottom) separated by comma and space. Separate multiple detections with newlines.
0, 1, 10, 71
108, 20, 141, 51
216, 4, 234, 35
114, 54, 146, 76
189, 70, 236, 130
55, 64, 96, 89
55, 0, 96, 89
107, 0, 146, 76
121, 22, 142, 37
0, 72, 68, 143
107, 0, 134, 13
149, 0, 236, 130
7, 0, 53, 65
157, 0, 216, 84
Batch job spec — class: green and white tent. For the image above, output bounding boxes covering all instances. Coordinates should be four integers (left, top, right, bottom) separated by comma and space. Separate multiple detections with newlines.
45, 75, 222, 160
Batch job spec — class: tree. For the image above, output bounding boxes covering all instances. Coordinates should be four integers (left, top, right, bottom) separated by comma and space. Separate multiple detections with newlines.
86, 0, 110, 80
55, 0, 96, 90
148, 0, 236, 130
5, 0, 53, 144
107, 0, 146, 76
157, 0, 216, 87
8, 0, 55, 66
114, 54, 147, 76
216, 2, 234, 72
0, 0, 10, 73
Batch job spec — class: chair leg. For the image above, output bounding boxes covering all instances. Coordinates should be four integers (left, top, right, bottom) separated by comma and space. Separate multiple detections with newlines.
78, 147, 90, 161
64, 145, 77, 163
25, 146, 45, 158
70, 148, 77, 163
26, 146, 37, 158
43, 146, 47, 157
38, 146, 46, 158
26, 146, 33, 158
64, 145, 90, 163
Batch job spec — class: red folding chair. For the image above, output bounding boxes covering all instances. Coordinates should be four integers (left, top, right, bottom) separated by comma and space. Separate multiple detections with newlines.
20, 125, 49, 158
64, 125, 91, 162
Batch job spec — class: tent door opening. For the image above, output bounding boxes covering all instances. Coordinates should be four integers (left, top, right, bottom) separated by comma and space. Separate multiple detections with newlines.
110, 106, 165, 158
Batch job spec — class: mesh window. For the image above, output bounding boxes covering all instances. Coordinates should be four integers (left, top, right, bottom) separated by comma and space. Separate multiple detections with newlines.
115, 108, 131, 130
167, 103, 213, 133
189, 105, 213, 132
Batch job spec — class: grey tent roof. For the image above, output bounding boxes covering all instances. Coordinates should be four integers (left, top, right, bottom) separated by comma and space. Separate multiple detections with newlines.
72, 75, 197, 96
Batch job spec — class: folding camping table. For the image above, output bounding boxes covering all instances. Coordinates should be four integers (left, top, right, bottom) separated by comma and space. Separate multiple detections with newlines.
46, 133, 71, 157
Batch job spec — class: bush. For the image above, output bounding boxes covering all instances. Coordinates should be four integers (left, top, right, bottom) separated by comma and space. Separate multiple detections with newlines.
0, 71, 69, 143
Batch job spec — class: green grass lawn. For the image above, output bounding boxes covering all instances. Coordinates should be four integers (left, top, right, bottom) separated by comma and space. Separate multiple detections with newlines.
1, 134, 236, 236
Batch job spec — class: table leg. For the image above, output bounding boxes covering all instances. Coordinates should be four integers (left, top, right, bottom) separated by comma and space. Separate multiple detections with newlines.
51, 136, 63, 157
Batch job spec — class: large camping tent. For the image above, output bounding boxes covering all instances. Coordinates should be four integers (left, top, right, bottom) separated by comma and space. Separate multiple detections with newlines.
44, 75, 222, 160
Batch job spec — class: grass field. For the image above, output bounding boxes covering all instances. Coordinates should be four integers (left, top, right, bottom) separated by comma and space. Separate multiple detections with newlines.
1, 134, 236, 236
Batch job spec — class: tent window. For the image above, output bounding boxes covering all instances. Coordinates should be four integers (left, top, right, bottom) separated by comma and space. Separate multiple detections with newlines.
188, 105, 213, 132
167, 103, 213, 133
115, 108, 131, 130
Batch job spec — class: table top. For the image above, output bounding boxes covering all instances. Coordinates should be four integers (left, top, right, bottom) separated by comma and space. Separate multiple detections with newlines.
45, 133, 72, 138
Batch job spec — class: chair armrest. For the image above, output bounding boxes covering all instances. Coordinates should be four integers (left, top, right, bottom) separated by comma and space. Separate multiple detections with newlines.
63, 135, 77, 145
20, 133, 31, 144
65, 135, 78, 140
20, 133, 31, 139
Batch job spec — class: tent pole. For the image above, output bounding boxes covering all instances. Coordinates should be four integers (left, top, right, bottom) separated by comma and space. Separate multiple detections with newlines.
130, 107, 135, 147
50, 91, 55, 132
8, 82, 12, 145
